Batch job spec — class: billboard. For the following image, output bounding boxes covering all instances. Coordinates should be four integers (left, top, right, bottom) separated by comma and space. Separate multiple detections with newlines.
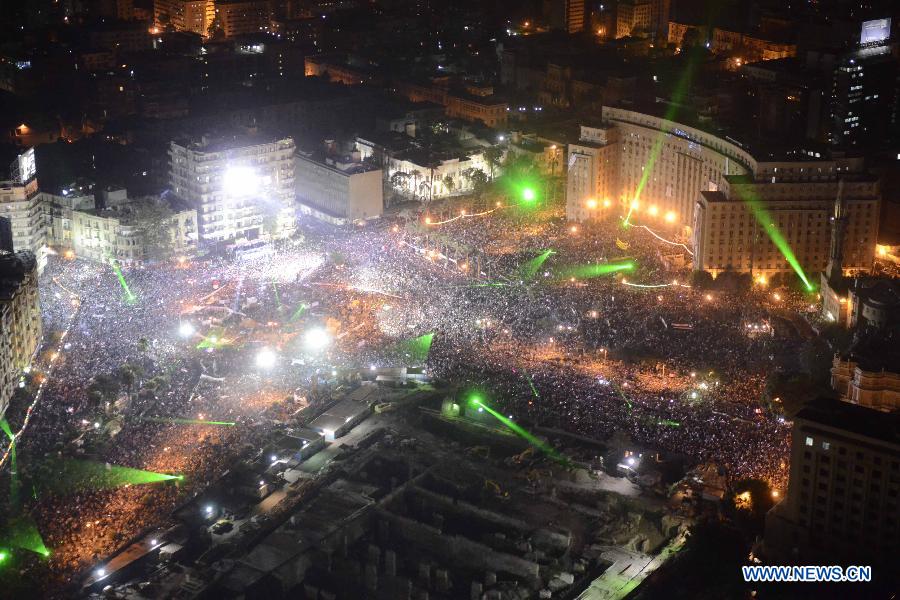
860, 18, 890, 45
13, 148, 37, 183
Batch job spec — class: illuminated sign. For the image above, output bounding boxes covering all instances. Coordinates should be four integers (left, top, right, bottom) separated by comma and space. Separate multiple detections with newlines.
16, 148, 37, 183
860, 18, 890, 45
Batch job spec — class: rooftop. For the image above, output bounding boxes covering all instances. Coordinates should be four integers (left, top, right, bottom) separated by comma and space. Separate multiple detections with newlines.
796, 397, 900, 447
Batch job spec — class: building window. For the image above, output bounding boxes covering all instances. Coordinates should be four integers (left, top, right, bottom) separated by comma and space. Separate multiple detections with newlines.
822, 442, 831, 451
805, 437, 814, 446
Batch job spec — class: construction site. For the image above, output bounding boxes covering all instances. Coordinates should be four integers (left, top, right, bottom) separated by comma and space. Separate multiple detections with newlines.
82, 382, 690, 600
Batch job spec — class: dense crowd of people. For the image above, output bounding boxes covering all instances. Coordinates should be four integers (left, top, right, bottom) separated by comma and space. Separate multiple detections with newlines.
2, 202, 805, 590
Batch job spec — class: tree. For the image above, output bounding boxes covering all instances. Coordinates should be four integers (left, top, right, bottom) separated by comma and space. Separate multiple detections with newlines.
390, 171, 409, 192
690, 270, 714, 289
469, 168, 488, 193
443, 174, 455, 196
131, 200, 175, 262
418, 180, 431, 202
484, 147, 503, 180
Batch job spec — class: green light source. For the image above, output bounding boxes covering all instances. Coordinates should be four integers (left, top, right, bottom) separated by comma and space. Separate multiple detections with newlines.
144, 417, 236, 426
1, 516, 50, 557
559, 261, 635, 280
471, 397, 569, 465
0, 550, 8, 563
519, 249, 555, 280
522, 188, 536, 202
397, 332, 434, 364
108, 258, 137, 305
37, 459, 181, 495
737, 190, 814, 290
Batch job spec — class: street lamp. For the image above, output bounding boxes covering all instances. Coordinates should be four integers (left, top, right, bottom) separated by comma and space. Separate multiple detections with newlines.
256, 347, 277, 369
304, 327, 330, 352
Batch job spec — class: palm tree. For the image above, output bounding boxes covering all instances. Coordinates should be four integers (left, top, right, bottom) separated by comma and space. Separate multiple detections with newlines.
410, 170, 422, 199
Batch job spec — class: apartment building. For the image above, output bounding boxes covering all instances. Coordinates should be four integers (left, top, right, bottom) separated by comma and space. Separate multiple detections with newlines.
169, 131, 295, 244
0, 150, 47, 272
765, 398, 900, 565
0, 251, 41, 416
154, 0, 215, 36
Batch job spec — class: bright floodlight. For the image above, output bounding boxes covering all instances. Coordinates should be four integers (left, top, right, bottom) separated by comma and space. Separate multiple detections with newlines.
256, 347, 277, 369
223, 166, 260, 197
522, 188, 536, 202
304, 327, 330, 351
178, 322, 195, 338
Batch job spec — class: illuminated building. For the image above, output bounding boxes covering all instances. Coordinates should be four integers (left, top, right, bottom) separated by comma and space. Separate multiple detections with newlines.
564, 107, 882, 281
566, 107, 754, 226
0, 251, 42, 416
395, 81, 508, 128
294, 151, 383, 224
214, 0, 271, 38
543, 0, 585, 34
829, 31, 896, 149
154, 0, 215, 36
0, 149, 47, 272
831, 330, 900, 412
565, 124, 618, 222
356, 133, 491, 202
694, 160, 879, 278
616, 0, 651, 39
765, 398, 900, 565
169, 132, 296, 244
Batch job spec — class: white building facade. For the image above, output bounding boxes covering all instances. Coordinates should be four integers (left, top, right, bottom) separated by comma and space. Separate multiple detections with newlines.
294, 153, 383, 224
169, 133, 296, 244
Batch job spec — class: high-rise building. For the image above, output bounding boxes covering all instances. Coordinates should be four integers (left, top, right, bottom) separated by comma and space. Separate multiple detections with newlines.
214, 0, 271, 38
544, 0, 585, 34
154, 0, 215, 36
765, 398, 900, 565
616, 0, 651, 39
0, 251, 42, 416
829, 38, 897, 149
693, 160, 879, 279
0, 149, 47, 272
566, 106, 754, 227
169, 131, 296, 244
565, 107, 882, 280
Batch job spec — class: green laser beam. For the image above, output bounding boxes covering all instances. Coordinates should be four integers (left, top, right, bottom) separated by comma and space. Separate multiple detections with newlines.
397, 332, 434, 364
144, 417, 236, 426
1, 515, 50, 557
627, 47, 706, 226
289, 302, 308, 322
108, 258, 137, 304
613, 383, 633, 411
196, 328, 227, 350
559, 261, 635, 280
737, 191, 814, 290
525, 374, 540, 398
520, 249, 555, 280
272, 279, 282, 308
36, 459, 181, 495
0, 418, 14, 441
469, 396, 569, 465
